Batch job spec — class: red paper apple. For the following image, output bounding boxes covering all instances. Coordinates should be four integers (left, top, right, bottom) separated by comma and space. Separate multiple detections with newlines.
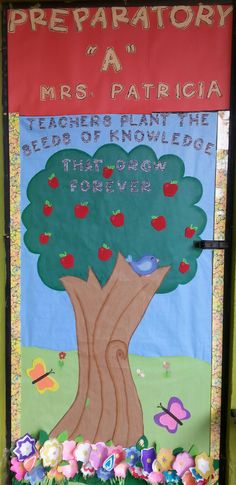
98, 244, 113, 261
163, 181, 178, 197
185, 225, 197, 238
179, 259, 190, 273
48, 173, 59, 188
110, 210, 124, 227
103, 166, 115, 179
39, 233, 51, 244
59, 252, 74, 269
43, 201, 53, 216
74, 202, 89, 219
151, 215, 166, 231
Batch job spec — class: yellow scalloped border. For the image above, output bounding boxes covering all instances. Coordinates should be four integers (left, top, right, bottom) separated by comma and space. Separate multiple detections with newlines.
210, 111, 229, 482
9, 113, 21, 442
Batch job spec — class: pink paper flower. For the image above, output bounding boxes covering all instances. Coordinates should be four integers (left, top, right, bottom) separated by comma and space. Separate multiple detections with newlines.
10, 457, 26, 481
148, 471, 166, 484
109, 445, 125, 465
62, 440, 76, 460
58, 459, 78, 479
114, 461, 129, 478
90, 442, 108, 469
172, 452, 194, 478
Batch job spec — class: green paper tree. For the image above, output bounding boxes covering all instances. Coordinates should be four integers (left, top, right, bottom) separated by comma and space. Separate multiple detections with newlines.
22, 144, 206, 446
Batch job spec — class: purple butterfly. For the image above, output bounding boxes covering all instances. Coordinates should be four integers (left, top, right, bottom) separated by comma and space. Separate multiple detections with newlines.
154, 396, 191, 433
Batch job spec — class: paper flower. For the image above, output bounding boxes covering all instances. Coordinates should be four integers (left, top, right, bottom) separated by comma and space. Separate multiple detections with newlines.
23, 453, 38, 472
97, 467, 115, 480
129, 466, 147, 480
58, 459, 78, 479
152, 459, 162, 472
47, 468, 64, 481
109, 445, 125, 465
125, 446, 140, 466
74, 441, 92, 463
90, 442, 108, 469
172, 451, 194, 477
13, 434, 36, 461
40, 438, 63, 467
141, 447, 156, 473
189, 467, 205, 483
62, 440, 76, 460
81, 461, 95, 477
148, 471, 166, 484
24, 465, 45, 484
163, 469, 180, 483
182, 470, 197, 485
195, 452, 214, 479
114, 461, 129, 478
156, 448, 175, 472
10, 457, 26, 481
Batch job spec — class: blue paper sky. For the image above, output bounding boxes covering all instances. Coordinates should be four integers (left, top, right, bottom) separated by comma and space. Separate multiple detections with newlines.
20, 112, 217, 362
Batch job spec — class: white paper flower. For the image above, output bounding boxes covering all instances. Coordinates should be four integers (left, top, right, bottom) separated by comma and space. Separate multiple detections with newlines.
40, 439, 63, 467
74, 442, 92, 463
195, 452, 214, 479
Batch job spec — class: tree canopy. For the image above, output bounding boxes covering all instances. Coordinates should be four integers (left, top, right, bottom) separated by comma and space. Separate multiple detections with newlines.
22, 144, 206, 292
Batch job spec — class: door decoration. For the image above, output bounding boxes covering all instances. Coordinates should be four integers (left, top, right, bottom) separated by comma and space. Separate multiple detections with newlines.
6, 5, 232, 484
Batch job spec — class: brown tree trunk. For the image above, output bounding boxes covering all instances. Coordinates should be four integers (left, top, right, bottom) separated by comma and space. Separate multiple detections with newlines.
50, 254, 170, 446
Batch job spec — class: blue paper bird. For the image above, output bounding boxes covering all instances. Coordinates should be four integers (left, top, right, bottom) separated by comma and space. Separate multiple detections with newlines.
126, 255, 159, 276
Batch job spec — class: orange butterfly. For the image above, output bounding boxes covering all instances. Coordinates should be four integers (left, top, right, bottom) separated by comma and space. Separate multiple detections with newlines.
26, 358, 59, 394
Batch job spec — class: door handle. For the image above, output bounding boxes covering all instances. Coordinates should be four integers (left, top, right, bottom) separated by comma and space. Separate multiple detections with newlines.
194, 240, 228, 249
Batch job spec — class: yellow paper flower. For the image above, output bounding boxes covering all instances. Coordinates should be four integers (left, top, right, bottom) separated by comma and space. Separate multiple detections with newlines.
195, 452, 214, 479
156, 448, 174, 472
40, 439, 63, 467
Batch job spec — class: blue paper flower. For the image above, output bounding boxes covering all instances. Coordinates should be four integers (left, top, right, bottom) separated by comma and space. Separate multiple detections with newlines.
125, 446, 140, 466
24, 465, 45, 484
163, 469, 181, 483
13, 434, 36, 462
96, 467, 114, 481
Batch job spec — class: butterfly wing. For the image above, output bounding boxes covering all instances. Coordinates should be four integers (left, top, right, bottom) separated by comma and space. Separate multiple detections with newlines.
26, 358, 46, 381
36, 375, 59, 394
26, 358, 59, 394
168, 396, 191, 421
154, 396, 191, 433
154, 411, 178, 433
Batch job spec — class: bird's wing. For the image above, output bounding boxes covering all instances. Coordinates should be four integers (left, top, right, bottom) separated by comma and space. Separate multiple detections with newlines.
138, 260, 152, 271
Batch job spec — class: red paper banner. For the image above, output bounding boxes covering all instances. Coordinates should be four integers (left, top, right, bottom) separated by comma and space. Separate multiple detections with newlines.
7, 5, 233, 115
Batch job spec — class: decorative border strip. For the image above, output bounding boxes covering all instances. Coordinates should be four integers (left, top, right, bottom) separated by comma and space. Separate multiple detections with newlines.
211, 111, 229, 470
9, 113, 21, 442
